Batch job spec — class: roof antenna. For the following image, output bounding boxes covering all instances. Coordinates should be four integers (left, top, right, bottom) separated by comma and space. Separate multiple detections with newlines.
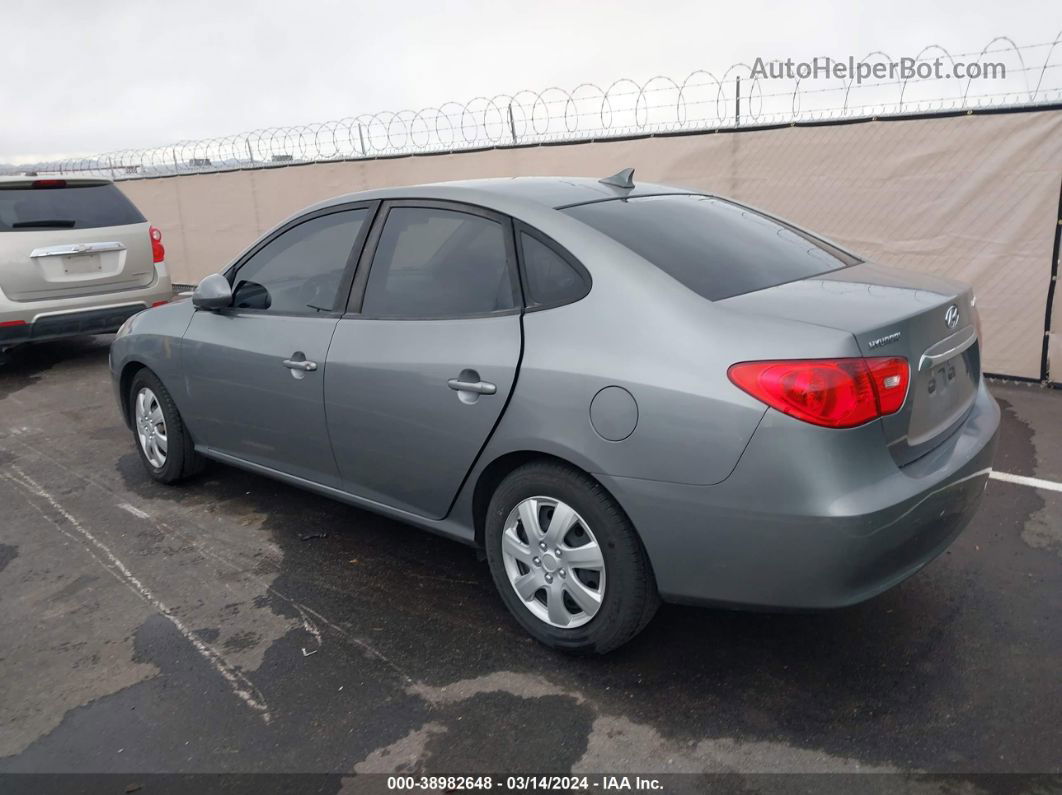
599, 167, 635, 190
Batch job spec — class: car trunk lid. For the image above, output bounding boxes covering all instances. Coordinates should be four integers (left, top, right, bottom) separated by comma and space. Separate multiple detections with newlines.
0, 179, 155, 301
721, 261, 980, 465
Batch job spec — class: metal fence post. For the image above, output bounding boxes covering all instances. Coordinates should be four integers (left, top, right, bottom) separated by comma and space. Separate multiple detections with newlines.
357, 124, 367, 157
508, 104, 518, 145
735, 76, 741, 127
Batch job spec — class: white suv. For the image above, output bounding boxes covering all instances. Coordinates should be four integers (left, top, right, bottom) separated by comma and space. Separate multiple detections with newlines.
0, 175, 172, 349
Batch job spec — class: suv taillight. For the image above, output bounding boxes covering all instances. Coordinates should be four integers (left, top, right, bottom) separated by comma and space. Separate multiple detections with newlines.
149, 225, 165, 264
727, 357, 910, 429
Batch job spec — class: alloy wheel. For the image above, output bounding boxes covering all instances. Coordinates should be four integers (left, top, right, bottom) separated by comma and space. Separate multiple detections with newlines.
134, 387, 168, 468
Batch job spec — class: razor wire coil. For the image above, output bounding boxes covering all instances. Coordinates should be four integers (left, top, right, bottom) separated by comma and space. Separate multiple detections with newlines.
8, 32, 1062, 179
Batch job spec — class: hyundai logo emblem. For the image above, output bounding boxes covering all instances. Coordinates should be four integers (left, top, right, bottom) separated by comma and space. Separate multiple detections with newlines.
944, 304, 960, 329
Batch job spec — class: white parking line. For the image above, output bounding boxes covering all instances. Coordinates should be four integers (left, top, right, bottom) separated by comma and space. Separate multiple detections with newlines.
3, 467, 273, 724
990, 471, 1062, 493
118, 502, 151, 520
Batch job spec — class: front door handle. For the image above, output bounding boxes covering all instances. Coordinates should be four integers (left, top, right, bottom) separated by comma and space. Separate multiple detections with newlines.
447, 378, 496, 395
283, 359, 318, 372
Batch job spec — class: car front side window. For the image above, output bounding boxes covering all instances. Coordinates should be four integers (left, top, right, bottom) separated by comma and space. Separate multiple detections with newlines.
232, 209, 368, 314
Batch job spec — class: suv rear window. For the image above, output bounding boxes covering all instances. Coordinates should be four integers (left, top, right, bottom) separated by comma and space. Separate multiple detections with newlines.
562, 194, 861, 301
0, 182, 146, 232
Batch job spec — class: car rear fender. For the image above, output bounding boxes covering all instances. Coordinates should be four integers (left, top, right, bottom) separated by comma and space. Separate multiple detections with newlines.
481, 267, 863, 488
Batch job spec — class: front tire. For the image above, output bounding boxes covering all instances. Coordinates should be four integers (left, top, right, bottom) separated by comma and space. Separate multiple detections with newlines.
129, 368, 203, 484
485, 461, 659, 653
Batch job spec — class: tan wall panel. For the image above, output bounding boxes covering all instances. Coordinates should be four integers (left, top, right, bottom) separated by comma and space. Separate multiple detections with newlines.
117, 177, 191, 286
119, 111, 1062, 379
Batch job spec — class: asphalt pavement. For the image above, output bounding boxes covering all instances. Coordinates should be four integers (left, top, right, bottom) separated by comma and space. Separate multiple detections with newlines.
1, 336, 1060, 786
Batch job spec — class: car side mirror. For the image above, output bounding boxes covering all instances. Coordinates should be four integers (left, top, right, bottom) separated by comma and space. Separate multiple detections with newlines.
192, 273, 233, 311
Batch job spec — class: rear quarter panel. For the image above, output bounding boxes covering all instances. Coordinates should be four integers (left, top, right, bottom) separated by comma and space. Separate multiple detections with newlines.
477, 229, 864, 486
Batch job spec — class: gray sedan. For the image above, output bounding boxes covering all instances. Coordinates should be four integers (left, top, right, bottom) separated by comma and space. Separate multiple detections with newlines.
110, 172, 999, 653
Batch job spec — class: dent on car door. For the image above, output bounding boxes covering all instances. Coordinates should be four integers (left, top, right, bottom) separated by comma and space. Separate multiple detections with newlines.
181, 206, 372, 486
325, 202, 523, 519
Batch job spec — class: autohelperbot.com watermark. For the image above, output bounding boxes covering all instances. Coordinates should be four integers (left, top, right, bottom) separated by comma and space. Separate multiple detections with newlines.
750, 56, 1006, 83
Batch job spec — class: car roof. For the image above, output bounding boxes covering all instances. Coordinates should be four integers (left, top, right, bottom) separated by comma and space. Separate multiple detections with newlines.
312, 175, 697, 214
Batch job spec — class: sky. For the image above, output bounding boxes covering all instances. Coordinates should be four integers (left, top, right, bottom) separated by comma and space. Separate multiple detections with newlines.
3, 0, 1060, 162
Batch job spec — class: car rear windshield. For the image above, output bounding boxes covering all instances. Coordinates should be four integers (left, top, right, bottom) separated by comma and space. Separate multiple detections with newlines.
562, 194, 861, 301
0, 182, 146, 232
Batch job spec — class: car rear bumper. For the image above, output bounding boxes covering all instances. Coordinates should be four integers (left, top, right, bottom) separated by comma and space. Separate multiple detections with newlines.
598, 380, 1000, 609
0, 303, 152, 345
0, 272, 173, 347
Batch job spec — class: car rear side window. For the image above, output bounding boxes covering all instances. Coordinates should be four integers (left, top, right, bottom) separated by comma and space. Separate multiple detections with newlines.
519, 232, 589, 307
562, 194, 861, 301
0, 182, 146, 231
361, 207, 516, 318
231, 209, 368, 314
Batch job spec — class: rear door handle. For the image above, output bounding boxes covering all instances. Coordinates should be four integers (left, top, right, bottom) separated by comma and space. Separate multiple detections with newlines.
447, 378, 496, 395
283, 359, 318, 372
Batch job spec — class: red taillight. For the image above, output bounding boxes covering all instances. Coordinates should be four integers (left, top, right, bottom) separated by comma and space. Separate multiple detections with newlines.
31, 179, 66, 189
149, 225, 165, 264
151, 300, 169, 307
727, 357, 909, 429
0, 319, 27, 327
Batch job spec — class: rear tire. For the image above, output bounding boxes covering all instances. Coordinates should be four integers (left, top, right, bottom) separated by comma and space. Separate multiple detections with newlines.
129, 368, 203, 484
485, 461, 659, 654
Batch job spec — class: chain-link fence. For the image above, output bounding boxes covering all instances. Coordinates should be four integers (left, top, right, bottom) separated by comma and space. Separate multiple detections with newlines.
6, 33, 1062, 179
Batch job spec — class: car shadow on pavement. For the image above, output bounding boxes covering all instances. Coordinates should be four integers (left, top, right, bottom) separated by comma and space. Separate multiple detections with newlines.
0, 337, 112, 400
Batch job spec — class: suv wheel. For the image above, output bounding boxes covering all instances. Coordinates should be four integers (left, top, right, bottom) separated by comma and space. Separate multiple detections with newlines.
129, 368, 203, 484
485, 461, 659, 653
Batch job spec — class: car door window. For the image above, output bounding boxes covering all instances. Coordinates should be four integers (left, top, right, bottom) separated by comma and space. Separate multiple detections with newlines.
361, 207, 516, 317
519, 232, 589, 307
232, 209, 368, 313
